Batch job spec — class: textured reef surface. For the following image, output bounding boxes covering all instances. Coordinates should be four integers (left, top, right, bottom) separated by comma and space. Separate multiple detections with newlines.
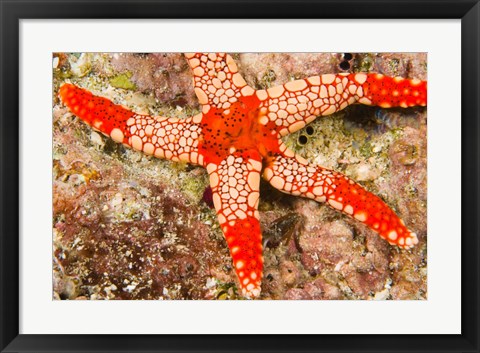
53, 53, 427, 300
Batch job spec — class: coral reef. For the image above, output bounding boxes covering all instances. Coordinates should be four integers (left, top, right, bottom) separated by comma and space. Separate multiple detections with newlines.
53, 52, 427, 300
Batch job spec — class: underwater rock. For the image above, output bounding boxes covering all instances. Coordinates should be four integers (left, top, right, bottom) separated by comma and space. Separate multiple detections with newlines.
53, 52, 427, 300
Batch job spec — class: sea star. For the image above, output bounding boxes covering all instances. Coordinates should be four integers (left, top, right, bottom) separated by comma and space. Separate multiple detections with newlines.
59, 53, 427, 298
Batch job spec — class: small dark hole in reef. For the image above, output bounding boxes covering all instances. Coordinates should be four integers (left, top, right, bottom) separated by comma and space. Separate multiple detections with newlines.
343, 53, 353, 60
298, 135, 308, 145
305, 125, 315, 136
339, 61, 351, 70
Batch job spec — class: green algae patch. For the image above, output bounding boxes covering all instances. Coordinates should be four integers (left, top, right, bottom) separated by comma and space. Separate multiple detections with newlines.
180, 171, 209, 202
109, 72, 137, 90
354, 53, 374, 73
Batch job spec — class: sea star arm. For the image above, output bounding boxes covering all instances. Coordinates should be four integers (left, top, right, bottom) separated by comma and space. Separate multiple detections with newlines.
256, 73, 427, 136
59, 83, 206, 166
263, 145, 419, 249
205, 153, 264, 298
184, 53, 256, 112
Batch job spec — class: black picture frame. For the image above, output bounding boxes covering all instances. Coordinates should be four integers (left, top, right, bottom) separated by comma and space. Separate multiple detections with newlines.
1, 0, 479, 352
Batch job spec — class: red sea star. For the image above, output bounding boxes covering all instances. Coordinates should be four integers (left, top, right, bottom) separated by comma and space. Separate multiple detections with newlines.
59, 53, 427, 298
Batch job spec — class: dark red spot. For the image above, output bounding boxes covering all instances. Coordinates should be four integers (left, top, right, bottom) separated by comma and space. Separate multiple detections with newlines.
202, 186, 213, 208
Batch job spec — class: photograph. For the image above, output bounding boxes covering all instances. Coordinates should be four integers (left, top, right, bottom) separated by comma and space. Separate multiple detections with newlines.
52, 52, 427, 300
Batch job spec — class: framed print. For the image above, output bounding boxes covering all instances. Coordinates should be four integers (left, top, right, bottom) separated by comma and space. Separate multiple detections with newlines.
1, 0, 479, 352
